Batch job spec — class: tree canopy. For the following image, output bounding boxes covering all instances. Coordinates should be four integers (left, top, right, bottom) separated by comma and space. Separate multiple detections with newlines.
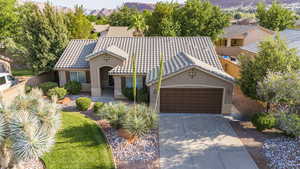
238, 33, 300, 101
66, 6, 95, 39
176, 0, 230, 40
108, 6, 138, 26
0, 0, 18, 42
146, 2, 180, 36
256, 2, 296, 31
15, 3, 69, 74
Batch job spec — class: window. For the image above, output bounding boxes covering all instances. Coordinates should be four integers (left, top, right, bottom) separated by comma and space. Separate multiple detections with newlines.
125, 77, 143, 89
231, 39, 243, 47
0, 76, 6, 85
70, 71, 86, 83
215, 39, 227, 47
7, 75, 15, 81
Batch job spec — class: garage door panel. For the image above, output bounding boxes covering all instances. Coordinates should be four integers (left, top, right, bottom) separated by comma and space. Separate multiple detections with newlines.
160, 88, 223, 114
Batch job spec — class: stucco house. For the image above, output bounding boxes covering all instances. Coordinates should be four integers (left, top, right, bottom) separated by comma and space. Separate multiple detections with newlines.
93, 24, 136, 37
241, 29, 300, 57
215, 25, 274, 59
55, 37, 234, 114
0, 55, 11, 73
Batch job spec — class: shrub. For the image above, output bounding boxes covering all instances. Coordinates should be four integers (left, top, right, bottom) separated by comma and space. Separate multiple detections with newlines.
122, 104, 158, 137
122, 88, 149, 103
251, 113, 277, 131
97, 103, 128, 129
25, 85, 33, 93
64, 81, 81, 94
93, 102, 105, 113
38, 82, 58, 94
278, 113, 300, 137
47, 87, 67, 100
76, 97, 92, 111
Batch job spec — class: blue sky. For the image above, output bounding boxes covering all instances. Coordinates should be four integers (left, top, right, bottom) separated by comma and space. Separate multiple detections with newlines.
30, 0, 185, 9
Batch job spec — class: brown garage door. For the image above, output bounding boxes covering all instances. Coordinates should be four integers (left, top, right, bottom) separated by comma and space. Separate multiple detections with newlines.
160, 88, 223, 114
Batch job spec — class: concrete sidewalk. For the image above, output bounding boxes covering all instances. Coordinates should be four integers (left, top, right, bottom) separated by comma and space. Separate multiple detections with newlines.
159, 114, 259, 169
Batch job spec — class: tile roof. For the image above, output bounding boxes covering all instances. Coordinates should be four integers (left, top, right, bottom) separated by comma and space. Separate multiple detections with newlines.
54, 40, 97, 69
93, 24, 109, 33
55, 37, 225, 77
221, 25, 273, 38
241, 29, 300, 56
146, 52, 234, 85
106, 27, 135, 37
86, 45, 129, 61
91, 37, 223, 75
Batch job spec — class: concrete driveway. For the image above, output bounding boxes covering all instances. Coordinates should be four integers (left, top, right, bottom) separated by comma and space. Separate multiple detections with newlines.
159, 114, 259, 169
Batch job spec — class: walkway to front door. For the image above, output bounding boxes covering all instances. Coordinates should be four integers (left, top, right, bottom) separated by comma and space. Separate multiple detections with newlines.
159, 114, 259, 169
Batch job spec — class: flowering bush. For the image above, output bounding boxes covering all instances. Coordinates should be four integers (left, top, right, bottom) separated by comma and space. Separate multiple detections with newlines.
0, 88, 61, 168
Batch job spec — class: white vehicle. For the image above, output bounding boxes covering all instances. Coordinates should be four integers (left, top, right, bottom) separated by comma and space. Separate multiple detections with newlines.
0, 73, 18, 91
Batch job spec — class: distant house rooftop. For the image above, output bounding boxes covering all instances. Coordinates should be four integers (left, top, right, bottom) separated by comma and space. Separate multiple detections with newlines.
242, 29, 300, 56
93, 24, 135, 37
221, 25, 273, 39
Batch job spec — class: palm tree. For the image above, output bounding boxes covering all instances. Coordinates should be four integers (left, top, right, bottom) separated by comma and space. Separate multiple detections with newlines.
0, 89, 61, 169
128, 13, 148, 37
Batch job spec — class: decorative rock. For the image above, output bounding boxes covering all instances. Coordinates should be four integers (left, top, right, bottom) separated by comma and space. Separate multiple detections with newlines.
104, 127, 159, 162
263, 137, 300, 169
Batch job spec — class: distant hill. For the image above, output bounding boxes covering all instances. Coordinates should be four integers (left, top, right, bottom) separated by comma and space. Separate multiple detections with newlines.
125, 0, 300, 10
124, 2, 155, 11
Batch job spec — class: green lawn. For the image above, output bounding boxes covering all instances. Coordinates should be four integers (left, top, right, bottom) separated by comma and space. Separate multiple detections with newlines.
12, 68, 35, 76
42, 112, 115, 169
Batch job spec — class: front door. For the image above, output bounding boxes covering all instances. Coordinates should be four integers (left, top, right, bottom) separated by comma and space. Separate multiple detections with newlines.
100, 66, 114, 88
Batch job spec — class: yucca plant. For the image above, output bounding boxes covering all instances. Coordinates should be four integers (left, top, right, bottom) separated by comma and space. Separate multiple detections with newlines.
0, 88, 61, 169
122, 104, 158, 137
155, 55, 164, 112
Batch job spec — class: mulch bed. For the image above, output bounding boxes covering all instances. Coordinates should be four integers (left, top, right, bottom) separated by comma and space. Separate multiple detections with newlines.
229, 120, 284, 169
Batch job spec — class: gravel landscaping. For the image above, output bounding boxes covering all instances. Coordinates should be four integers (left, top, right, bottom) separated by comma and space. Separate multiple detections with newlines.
103, 127, 159, 162
263, 138, 300, 169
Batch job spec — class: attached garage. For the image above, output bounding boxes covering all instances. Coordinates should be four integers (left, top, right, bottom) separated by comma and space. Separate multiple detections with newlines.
147, 52, 235, 114
160, 88, 223, 114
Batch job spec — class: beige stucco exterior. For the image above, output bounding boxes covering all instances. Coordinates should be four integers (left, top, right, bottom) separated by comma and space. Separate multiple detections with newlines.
148, 68, 234, 114
89, 54, 123, 97
0, 59, 11, 73
216, 27, 273, 57
57, 55, 234, 114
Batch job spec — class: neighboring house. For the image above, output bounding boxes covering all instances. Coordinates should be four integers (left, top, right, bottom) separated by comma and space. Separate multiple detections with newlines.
215, 25, 274, 59
0, 55, 12, 73
230, 18, 257, 25
241, 29, 300, 57
93, 24, 135, 37
55, 37, 234, 114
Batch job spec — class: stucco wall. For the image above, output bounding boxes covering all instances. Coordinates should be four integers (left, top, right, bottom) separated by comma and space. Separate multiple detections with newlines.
89, 54, 123, 96
0, 60, 11, 73
243, 29, 273, 46
148, 68, 234, 114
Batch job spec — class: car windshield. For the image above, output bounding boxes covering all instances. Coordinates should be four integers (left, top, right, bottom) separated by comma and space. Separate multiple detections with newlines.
0, 76, 6, 85
7, 75, 15, 81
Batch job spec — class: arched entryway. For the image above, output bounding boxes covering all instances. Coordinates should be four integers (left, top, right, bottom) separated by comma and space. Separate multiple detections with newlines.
100, 66, 114, 97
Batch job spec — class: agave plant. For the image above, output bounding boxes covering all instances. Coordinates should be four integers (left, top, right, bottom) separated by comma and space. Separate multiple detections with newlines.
0, 88, 61, 169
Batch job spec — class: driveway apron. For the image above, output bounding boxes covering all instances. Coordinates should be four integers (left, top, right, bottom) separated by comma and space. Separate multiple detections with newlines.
159, 114, 259, 169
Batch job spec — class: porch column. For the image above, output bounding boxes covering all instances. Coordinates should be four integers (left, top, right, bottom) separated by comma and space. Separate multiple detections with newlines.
226, 38, 231, 47
113, 76, 125, 99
